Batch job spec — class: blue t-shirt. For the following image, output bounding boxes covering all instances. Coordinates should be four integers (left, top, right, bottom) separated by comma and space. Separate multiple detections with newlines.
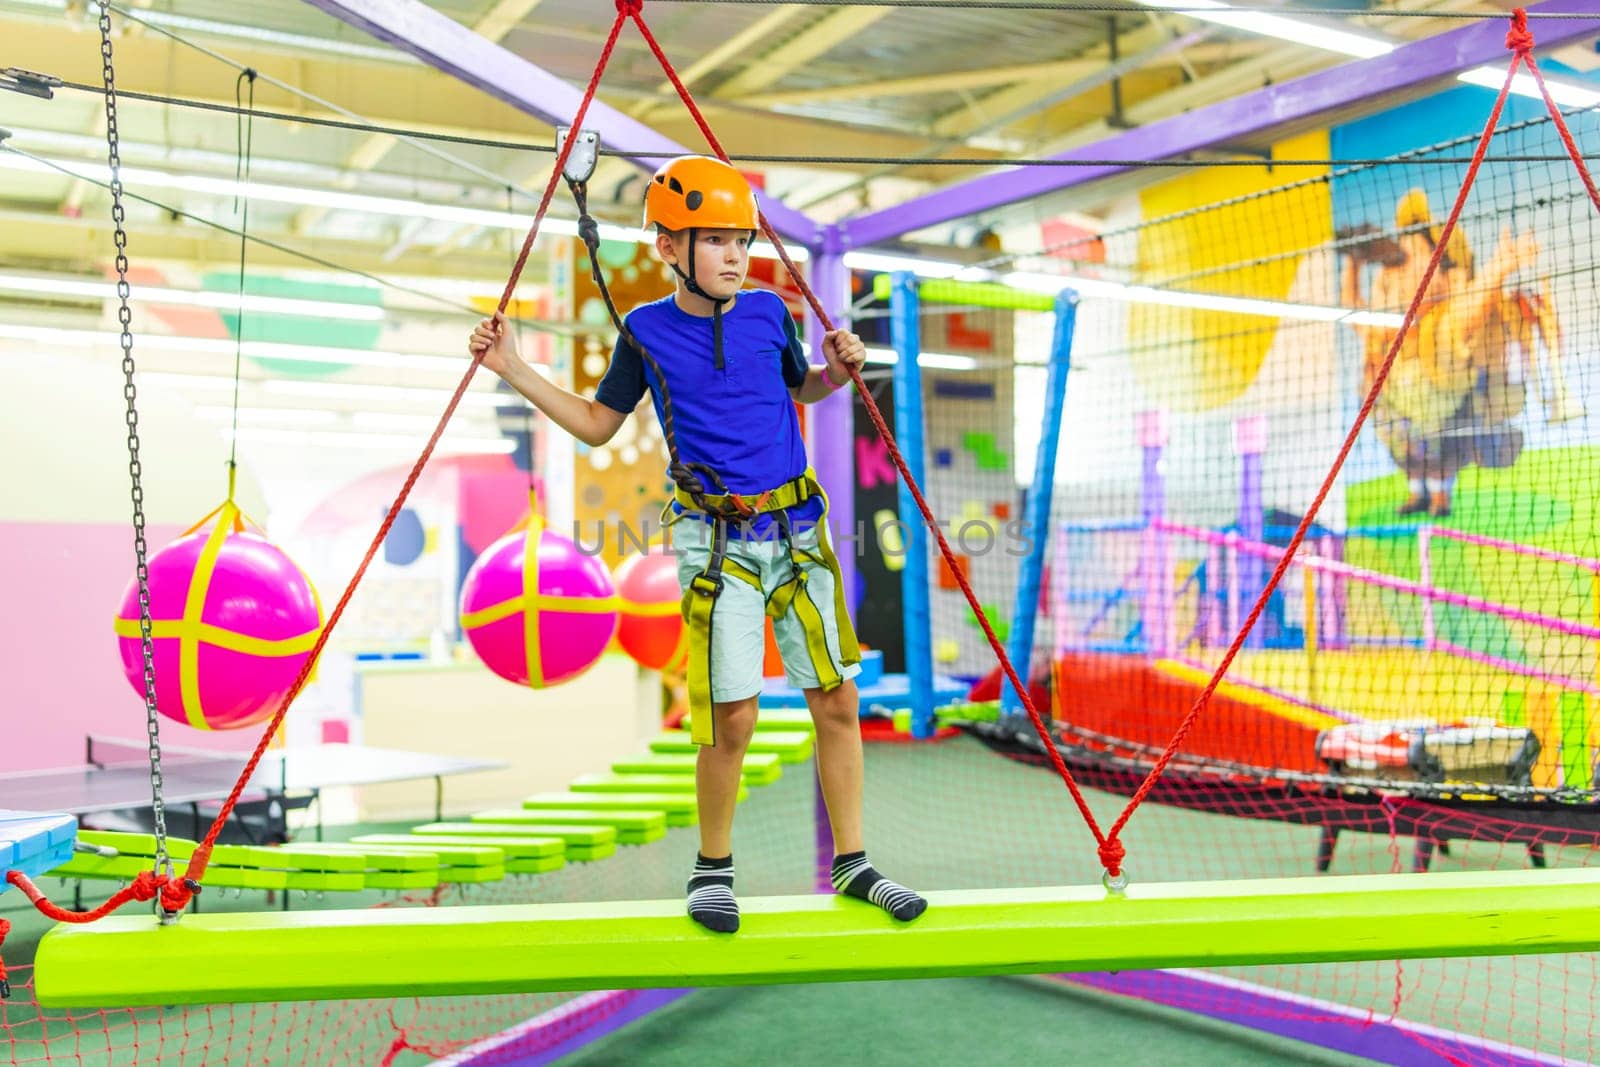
595, 289, 825, 538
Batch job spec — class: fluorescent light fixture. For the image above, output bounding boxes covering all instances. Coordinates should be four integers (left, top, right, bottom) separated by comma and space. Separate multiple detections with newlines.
263, 379, 515, 410
135, 373, 514, 412
0, 151, 805, 263
0, 323, 461, 371
843, 252, 968, 279
194, 405, 341, 426
864, 346, 980, 370
1000, 271, 1405, 327
17, 0, 418, 63
1139, 0, 1393, 59
1457, 66, 1600, 108
350, 411, 483, 431
222, 426, 515, 455
0, 273, 385, 321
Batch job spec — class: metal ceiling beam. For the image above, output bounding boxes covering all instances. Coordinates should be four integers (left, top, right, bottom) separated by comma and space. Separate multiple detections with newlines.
712, 7, 897, 100
738, 42, 1266, 110
836, 0, 1600, 249
298, 0, 821, 245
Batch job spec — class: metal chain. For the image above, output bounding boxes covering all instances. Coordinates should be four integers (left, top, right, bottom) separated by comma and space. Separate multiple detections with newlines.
98, 2, 171, 881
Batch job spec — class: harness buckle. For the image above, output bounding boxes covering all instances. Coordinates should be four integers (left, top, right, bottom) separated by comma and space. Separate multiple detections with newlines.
690, 574, 724, 598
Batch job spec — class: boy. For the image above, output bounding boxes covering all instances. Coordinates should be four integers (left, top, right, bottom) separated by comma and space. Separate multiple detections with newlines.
469, 155, 925, 933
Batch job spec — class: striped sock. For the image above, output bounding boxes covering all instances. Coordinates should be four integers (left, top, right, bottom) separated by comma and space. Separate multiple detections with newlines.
687, 853, 739, 933
831, 851, 927, 922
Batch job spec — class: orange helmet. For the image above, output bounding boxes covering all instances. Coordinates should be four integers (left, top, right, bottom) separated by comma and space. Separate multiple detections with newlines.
642, 155, 758, 233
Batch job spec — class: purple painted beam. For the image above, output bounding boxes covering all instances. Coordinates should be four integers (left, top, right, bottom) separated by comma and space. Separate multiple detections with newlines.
837, 0, 1600, 248
299, 0, 821, 245
806, 250, 858, 621
1058, 972, 1565, 1067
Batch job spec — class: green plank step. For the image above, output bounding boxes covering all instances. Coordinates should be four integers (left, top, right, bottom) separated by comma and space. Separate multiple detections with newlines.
522, 793, 697, 828
650, 731, 814, 763
466, 811, 664, 845
374, 832, 564, 862
571, 774, 748, 803
61, 833, 366, 891
400, 825, 615, 863
452, 821, 617, 849
347, 836, 505, 867
562, 843, 618, 863
50, 852, 285, 891
611, 752, 783, 786
284, 845, 441, 891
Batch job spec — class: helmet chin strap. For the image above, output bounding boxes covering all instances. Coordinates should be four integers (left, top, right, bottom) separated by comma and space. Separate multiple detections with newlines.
672, 228, 732, 370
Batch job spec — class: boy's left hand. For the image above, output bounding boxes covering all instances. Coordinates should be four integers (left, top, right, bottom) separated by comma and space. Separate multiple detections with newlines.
822, 329, 866, 385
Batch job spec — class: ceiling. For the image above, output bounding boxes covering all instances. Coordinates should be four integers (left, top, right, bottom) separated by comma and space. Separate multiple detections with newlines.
1, 0, 1531, 274
0, 0, 1563, 433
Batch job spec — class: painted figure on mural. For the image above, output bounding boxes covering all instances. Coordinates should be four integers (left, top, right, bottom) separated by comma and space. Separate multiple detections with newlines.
1340, 187, 1584, 517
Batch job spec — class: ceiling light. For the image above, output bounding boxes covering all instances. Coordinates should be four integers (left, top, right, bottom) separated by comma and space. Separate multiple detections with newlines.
263, 379, 516, 410
133, 372, 516, 412
999, 271, 1404, 327
9, 0, 418, 64
864, 346, 979, 370
193, 405, 342, 426
1457, 66, 1600, 108
844, 252, 968, 279
1138, 0, 1393, 59
0, 323, 462, 371
0, 273, 385, 321
221, 426, 515, 454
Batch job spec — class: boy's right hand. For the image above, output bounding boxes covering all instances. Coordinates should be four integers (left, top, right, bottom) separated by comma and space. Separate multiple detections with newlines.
469, 312, 521, 378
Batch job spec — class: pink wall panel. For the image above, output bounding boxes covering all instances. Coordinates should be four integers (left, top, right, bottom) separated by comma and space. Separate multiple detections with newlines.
0, 521, 257, 773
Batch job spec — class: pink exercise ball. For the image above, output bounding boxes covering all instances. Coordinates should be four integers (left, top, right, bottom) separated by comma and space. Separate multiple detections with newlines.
114, 528, 323, 731
458, 522, 618, 687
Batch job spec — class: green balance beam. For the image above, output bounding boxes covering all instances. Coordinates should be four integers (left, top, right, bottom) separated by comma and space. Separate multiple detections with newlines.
33, 868, 1600, 1007
611, 753, 783, 786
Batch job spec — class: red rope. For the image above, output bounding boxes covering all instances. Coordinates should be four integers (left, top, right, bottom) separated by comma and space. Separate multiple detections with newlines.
0, 869, 178, 994
1511, 10, 1600, 216
627, 5, 1118, 859
1101, 10, 1554, 856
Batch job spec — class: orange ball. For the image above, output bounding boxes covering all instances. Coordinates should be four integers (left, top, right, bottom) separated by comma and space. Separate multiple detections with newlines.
613, 552, 687, 672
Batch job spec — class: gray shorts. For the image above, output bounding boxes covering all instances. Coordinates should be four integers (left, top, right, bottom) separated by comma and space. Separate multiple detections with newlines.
673, 524, 861, 703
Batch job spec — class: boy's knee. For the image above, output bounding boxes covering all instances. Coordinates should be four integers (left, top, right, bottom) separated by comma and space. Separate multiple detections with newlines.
712, 698, 759, 751
809, 681, 859, 730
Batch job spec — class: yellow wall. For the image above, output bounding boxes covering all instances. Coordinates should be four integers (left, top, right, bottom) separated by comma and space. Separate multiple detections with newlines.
1131, 131, 1332, 412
